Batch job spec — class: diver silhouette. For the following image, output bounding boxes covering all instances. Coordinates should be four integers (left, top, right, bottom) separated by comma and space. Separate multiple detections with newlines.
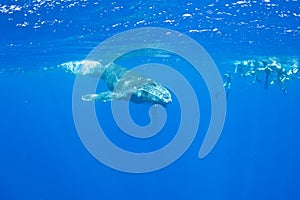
224, 57, 299, 96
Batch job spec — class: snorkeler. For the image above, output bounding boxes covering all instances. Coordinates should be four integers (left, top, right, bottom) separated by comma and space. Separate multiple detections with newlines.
223, 72, 232, 97
227, 56, 299, 96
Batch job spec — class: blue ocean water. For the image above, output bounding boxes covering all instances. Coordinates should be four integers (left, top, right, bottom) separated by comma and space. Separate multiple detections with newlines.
1, 0, 300, 199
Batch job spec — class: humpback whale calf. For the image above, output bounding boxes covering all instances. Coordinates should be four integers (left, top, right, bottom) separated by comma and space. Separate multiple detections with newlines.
60, 60, 172, 106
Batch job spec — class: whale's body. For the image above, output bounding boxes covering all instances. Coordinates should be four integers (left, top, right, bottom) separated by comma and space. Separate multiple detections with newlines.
60, 60, 172, 106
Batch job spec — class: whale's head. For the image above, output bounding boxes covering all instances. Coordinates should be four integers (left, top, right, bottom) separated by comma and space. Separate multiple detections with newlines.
133, 82, 172, 106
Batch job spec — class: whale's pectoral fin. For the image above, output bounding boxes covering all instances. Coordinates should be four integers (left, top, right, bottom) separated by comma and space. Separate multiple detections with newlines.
82, 92, 111, 102
82, 91, 128, 102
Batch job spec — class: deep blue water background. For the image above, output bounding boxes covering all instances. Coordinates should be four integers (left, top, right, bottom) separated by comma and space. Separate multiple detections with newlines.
1, 0, 300, 199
